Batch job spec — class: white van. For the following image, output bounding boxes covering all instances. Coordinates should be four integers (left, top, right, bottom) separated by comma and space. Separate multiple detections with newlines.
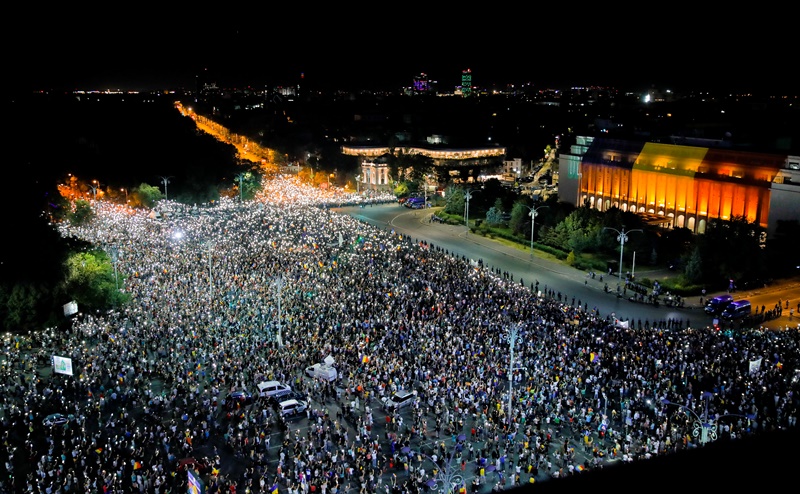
256, 380, 292, 400
305, 355, 338, 381
305, 363, 338, 381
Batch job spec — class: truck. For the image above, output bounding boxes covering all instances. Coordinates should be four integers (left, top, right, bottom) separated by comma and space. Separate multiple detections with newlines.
304, 355, 338, 381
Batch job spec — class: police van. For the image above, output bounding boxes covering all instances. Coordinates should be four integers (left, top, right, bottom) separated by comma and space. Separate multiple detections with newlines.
721, 300, 752, 320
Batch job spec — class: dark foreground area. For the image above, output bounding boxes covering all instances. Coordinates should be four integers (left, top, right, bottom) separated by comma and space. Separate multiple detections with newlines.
522, 426, 799, 491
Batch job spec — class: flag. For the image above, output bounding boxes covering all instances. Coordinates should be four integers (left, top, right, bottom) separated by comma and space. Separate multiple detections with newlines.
749, 358, 762, 375
212, 467, 220, 476
271, 485, 279, 494
134, 461, 142, 470
95, 448, 103, 454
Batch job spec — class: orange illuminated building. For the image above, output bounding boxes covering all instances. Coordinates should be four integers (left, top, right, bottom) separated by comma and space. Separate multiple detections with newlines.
561, 137, 789, 234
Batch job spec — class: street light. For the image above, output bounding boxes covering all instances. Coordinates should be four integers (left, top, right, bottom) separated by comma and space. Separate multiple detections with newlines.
507, 324, 522, 432
523, 203, 549, 257
236, 172, 247, 202
423, 174, 429, 209
464, 188, 481, 233
409, 435, 467, 494
159, 176, 173, 201
273, 275, 285, 347
205, 241, 215, 295
109, 245, 119, 292
120, 188, 128, 204
88, 180, 101, 200
661, 392, 755, 446
356, 175, 361, 193
603, 226, 643, 294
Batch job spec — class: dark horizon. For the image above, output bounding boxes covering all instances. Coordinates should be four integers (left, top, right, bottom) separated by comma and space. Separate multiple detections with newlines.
10, 9, 797, 95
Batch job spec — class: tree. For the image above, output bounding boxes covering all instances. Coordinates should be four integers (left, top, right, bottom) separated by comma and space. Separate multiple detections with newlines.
134, 183, 163, 208
540, 208, 603, 254
68, 199, 95, 226
444, 187, 465, 216
485, 205, 503, 225
64, 250, 127, 311
691, 215, 765, 287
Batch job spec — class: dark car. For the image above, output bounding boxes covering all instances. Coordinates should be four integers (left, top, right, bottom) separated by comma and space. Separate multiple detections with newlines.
268, 389, 308, 406
222, 390, 254, 409
42, 413, 73, 427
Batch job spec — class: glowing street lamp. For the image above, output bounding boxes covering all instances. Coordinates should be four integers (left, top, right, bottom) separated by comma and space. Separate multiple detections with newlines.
273, 275, 285, 347
523, 203, 549, 258
120, 188, 128, 204
88, 180, 102, 200
159, 176, 173, 201
661, 392, 755, 446
464, 188, 481, 233
603, 226, 643, 294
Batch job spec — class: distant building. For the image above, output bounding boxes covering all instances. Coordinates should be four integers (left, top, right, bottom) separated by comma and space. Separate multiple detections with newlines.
559, 136, 800, 236
461, 69, 473, 98
342, 145, 506, 191
413, 73, 430, 94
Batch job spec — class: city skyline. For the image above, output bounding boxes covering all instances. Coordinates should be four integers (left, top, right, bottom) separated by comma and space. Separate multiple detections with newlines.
10, 9, 796, 94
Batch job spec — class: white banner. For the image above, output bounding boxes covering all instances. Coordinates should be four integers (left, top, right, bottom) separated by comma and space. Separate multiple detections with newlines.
63, 301, 78, 317
52, 355, 73, 376
749, 358, 762, 375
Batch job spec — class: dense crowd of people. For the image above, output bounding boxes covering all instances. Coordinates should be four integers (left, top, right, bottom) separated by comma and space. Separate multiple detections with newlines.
1, 175, 799, 494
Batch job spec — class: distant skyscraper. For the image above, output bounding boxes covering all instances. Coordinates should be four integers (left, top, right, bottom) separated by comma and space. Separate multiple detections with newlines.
461, 69, 473, 97
413, 73, 430, 94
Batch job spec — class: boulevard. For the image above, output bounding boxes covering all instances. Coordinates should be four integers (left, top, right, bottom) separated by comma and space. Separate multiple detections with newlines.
335, 203, 800, 332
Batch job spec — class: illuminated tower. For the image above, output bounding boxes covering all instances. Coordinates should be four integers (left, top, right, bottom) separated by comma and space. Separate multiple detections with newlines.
413, 73, 430, 94
461, 68, 473, 97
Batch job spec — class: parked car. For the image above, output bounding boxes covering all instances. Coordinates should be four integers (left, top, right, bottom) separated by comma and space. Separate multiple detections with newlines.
278, 398, 308, 417
257, 381, 292, 401
222, 390, 254, 409
382, 390, 417, 412
42, 413, 73, 427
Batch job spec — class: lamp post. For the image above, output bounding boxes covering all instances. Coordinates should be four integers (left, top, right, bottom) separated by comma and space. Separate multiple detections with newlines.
661, 392, 755, 446
524, 204, 549, 258
159, 176, 173, 201
88, 180, 101, 200
120, 188, 128, 204
356, 175, 361, 193
603, 226, 643, 294
423, 174, 430, 209
507, 324, 522, 432
273, 275, 285, 347
236, 172, 247, 202
464, 188, 480, 233
109, 245, 119, 292
205, 241, 215, 295
410, 435, 467, 494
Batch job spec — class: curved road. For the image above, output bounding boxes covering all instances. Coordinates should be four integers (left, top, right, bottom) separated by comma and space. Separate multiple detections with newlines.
334, 203, 800, 331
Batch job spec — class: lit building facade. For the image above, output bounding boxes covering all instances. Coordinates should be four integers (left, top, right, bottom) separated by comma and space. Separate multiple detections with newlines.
342, 145, 507, 191
461, 69, 472, 97
559, 136, 800, 236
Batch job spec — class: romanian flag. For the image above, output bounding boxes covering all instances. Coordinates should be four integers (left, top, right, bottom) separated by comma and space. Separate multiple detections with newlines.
212, 467, 220, 476
134, 461, 142, 470
95, 448, 103, 454
271, 485, 279, 494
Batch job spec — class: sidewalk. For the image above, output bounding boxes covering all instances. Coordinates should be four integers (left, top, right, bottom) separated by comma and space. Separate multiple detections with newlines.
420, 210, 800, 329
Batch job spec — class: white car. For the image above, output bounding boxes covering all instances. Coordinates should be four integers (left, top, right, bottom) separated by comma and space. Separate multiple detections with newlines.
382, 390, 417, 412
278, 399, 308, 417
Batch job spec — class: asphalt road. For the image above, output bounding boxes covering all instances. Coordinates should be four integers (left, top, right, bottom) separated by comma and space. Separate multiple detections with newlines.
333, 203, 800, 332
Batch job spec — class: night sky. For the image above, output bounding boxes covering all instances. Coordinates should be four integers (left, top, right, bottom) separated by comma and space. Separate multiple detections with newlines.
9, 8, 795, 94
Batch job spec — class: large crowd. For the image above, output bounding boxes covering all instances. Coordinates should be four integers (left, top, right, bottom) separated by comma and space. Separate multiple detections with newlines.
1, 175, 799, 494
